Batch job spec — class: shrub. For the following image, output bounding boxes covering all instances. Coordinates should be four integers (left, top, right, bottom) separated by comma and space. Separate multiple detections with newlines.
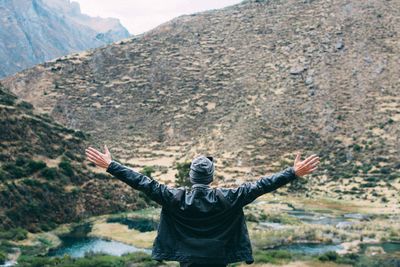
17, 101, 33, 110
21, 179, 42, 187
26, 160, 46, 173
64, 150, 76, 160
2, 163, 26, 179
0, 92, 16, 105
0, 169, 6, 181
59, 160, 74, 177
0, 251, 5, 265
175, 162, 191, 187
318, 251, 338, 262
73, 130, 86, 139
0, 227, 28, 241
16, 156, 28, 166
353, 144, 362, 152
40, 167, 58, 180
141, 166, 155, 178
254, 250, 293, 264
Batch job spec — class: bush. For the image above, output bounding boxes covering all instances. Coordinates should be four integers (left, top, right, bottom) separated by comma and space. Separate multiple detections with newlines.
353, 144, 362, 152
59, 160, 74, 177
254, 250, 293, 264
0, 251, 5, 265
2, 163, 26, 179
27, 160, 46, 173
40, 167, 58, 180
318, 251, 338, 261
21, 179, 42, 187
16, 156, 28, 166
17, 101, 33, 110
175, 162, 191, 187
0, 227, 28, 241
141, 166, 155, 178
0, 169, 6, 181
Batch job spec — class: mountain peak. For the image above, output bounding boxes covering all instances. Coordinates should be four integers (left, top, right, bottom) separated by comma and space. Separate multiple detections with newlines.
0, 0, 130, 78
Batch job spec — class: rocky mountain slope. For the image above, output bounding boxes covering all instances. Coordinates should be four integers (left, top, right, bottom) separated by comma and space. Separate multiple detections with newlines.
0, 84, 151, 232
0, 0, 130, 78
2, 0, 399, 203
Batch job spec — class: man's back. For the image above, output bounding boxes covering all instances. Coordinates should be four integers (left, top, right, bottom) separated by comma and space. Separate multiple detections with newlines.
106, 160, 298, 264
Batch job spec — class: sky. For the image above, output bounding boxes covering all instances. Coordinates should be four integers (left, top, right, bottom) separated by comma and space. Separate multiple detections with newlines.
73, 0, 243, 35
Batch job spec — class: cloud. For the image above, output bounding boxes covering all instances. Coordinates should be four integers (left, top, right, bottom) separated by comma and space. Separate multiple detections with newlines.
73, 0, 243, 35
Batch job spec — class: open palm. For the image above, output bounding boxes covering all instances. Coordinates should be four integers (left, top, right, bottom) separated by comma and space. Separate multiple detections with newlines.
85, 145, 112, 169
293, 152, 319, 177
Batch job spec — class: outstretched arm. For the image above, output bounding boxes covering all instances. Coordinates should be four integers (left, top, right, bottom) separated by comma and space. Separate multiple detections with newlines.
231, 152, 320, 207
85, 146, 172, 205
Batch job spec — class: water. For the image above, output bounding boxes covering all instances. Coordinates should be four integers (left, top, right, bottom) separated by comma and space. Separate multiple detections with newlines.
48, 223, 151, 258
48, 236, 151, 258
360, 242, 400, 254
286, 210, 346, 225
269, 243, 344, 255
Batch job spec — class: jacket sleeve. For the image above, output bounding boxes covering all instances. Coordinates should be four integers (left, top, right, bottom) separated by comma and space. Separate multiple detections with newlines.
230, 166, 299, 207
106, 160, 173, 206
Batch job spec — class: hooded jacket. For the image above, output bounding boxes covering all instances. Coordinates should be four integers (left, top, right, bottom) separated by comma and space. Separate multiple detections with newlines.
106, 160, 298, 264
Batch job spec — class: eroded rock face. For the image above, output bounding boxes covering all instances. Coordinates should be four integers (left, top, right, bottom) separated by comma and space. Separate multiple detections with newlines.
2, 0, 399, 199
0, 0, 130, 78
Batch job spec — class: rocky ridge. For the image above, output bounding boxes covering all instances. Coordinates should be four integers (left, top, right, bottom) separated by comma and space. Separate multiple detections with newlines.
0, 0, 130, 78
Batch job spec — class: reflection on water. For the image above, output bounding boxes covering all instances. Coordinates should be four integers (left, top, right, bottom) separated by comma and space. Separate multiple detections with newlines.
286, 210, 346, 225
48, 236, 151, 258
269, 243, 344, 255
48, 223, 151, 258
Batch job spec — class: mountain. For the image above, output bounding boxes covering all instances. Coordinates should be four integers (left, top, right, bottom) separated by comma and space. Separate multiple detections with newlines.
0, 0, 130, 78
2, 0, 399, 202
0, 84, 151, 232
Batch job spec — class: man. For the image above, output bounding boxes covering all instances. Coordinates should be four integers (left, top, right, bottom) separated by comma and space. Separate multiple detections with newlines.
85, 146, 319, 266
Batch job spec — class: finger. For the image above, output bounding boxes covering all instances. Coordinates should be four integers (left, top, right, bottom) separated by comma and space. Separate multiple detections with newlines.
85, 151, 105, 164
86, 155, 100, 165
86, 155, 106, 167
302, 154, 319, 165
87, 147, 104, 157
295, 152, 301, 164
308, 166, 318, 173
85, 149, 103, 160
104, 144, 110, 155
306, 158, 320, 167
86, 148, 104, 159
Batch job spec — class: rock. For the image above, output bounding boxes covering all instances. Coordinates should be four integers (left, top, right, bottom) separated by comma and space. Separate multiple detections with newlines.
365, 246, 385, 256
335, 40, 344, 50
290, 65, 306, 75
305, 76, 314, 85
335, 221, 354, 229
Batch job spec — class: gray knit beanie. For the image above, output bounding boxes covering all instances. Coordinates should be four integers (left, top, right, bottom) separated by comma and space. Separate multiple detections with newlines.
189, 155, 214, 185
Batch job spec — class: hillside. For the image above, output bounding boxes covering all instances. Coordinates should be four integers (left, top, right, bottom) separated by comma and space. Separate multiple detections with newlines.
0, 84, 152, 232
2, 0, 399, 203
0, 0, 130, 78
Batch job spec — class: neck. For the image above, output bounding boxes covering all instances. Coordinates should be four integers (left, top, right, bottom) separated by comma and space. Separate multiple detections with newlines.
191, 183, 210, 189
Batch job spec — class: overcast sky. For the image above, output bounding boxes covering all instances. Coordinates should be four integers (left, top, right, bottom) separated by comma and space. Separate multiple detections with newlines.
73, 0, 243, 35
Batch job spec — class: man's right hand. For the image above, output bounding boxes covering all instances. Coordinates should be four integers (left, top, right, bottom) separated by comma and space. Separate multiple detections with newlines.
85, 145, 112, 170
293, 152, 319, 177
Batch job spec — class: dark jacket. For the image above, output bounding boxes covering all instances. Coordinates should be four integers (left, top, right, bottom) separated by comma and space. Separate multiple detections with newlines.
106, 161, 298, 264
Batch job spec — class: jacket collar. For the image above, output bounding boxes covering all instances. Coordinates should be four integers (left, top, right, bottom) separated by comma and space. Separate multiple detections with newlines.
191, 183, 210, 189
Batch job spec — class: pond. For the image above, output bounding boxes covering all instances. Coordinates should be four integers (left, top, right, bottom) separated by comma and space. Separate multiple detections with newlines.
286, 210, 348, 226
360, 242, 400, 254
47, 223, 151, 258
267, 243, 344, 255
48, 236, 151, 258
